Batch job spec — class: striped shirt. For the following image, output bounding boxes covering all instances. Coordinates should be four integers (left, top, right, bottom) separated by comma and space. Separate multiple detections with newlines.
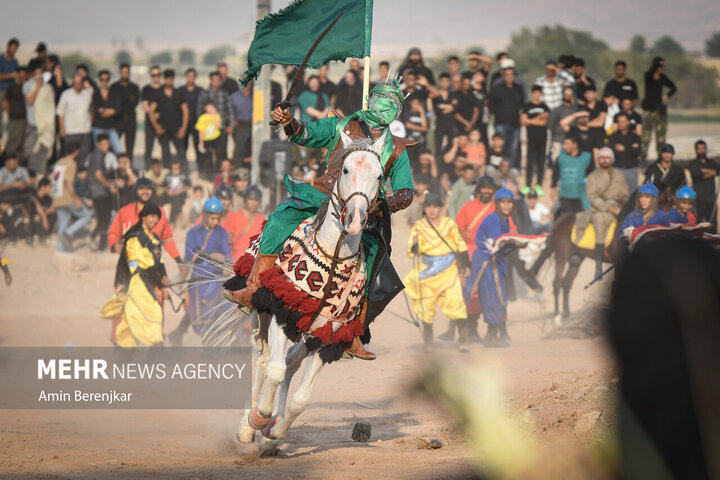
534, 70, 575, 110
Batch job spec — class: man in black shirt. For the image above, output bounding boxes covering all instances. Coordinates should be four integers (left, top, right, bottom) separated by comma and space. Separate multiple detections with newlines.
217, 62, 239, 95
583, 85, 606, 142
489, 67, 525, 168
179, 68, 203, 159
400, 70, 428, 106
149, 69, 188, 169
608, 112, 642, 191
560, 109, 603, 162
141, 65, 162, 171
109, 63, 139, 160
641, 57, 677, 160
644, 143, 684, 197
431, 73, 456, 161
397, 47, 435, 86
574, 58, 595, 106
603, 61, 638, 105
91, 70, 122, 153
452, 73, 479, 136
614, 96, 642, 136
520, 85, 549, 194
688, 140, 719, 225
3, 66, 28, 159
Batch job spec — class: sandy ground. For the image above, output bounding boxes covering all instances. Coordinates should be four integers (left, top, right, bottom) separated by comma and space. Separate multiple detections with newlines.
5, 119, 716, 479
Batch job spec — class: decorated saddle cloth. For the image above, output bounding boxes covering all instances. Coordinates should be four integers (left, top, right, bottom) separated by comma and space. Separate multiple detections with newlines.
237, 219, 367, 345
572, 219, 617, 250
628, 222, 720, 248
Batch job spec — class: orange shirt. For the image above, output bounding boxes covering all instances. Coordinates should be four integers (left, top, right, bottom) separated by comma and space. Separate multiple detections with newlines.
455, 199, 495, 257
463, 143, 486, 167
107, 202, 180, 259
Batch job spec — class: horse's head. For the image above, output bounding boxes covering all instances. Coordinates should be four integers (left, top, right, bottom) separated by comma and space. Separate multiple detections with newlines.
331, 130, 385, 236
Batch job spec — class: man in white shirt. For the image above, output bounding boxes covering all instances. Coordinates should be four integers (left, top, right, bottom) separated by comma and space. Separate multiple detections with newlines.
23, 59, 55, 175
57, 73, 93, 167
526, 190, 552, 234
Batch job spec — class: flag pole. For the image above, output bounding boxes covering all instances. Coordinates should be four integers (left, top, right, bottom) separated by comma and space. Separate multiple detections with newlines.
362, 56, 370, 110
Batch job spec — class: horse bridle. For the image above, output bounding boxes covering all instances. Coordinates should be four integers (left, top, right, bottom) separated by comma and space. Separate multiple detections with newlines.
328, 145, 383, 232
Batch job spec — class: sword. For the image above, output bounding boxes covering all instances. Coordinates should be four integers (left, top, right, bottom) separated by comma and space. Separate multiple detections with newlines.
268, 11, 345, 126
584, 263, 616, 289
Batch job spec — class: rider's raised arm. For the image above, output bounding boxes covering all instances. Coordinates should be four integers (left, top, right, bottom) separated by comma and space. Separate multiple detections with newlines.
287, 116, 339, 149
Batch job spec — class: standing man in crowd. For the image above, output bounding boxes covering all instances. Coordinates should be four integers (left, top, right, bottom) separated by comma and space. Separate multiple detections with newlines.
521, 85, 550, 195
91, 70, 122, 153
3, 66, 27, 160
87, 134, 115, 250
141, 65, 163, 171
453, 72, 480, 136
688, 140, 718, 226
573, 58, 595, 105
217, 62, 239, 95
489, 66, 525, 169
110, 63, 139, 160
179, 68, 203, 161
431, 73, 456, 162
603, 61, 638, 105
57, 73, 93, 166
149, 69, 188, 169
641, 57, 677, 160
52, 141, 92, 252
197, 72, 233, 159
534, 60, 575, 110
0, 38, 19, 139
609, 112, 642, 191
552, 134, 591, 213
547, 86, 578, 168
230, 81, 252, 167
24, 58, 56, 174
644, 143, 684, 196
584, 147, 628, 277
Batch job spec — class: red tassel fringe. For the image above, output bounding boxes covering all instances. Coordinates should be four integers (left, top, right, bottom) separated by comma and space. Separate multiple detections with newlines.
233, 253, 256, 276
258, 266, 362, 345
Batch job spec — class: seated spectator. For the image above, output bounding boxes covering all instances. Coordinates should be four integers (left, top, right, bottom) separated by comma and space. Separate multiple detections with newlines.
163, 159, 191, 224
188, 185, 206, 226
232, 169, 250, 211
0, 154, 31, 204
52, 141, 93, 252
213, 158, 235, 190
463, 128, 486, 173
146, 158, 169, 203
447, 163, 476, 218
440, 151, 468, 194
486, 133, 507, 171
0, 196, 28, 243
442, 134, 469, 175
526, 190, 553, 234
111, 153, 138, 209
72, 166, 92, 206
28, 176, 55, 245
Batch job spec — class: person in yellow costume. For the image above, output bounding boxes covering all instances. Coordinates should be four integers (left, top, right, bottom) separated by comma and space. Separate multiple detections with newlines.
404, 193, 472, 353
112, 202, 170, 347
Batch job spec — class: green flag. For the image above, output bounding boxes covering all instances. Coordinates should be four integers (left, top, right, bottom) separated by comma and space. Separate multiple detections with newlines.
241, 0, 373, 86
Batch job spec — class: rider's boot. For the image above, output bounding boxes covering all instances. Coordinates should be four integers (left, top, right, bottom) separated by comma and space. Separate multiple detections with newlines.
224, 254, 278, 307
422, 323, 434, 353
345, 302, 376, 360
594, 244, 604, 279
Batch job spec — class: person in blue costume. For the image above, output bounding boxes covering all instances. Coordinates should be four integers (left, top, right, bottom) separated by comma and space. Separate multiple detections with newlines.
667, 186, 698, 225
620, 182, 669, 234
169, 197, 232, 345
226, 76, 417, 360
464, 186, 516, 348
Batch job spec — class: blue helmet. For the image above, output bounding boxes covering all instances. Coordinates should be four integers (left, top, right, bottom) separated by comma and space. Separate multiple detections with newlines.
214, 184, 234, 200
676, 185, 696, 200
637, 183, 659, 198
494, 186, 515, 201
203, 196, 224, 213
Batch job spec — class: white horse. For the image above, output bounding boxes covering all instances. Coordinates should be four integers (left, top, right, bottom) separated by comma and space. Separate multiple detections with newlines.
236, 132, 385, 455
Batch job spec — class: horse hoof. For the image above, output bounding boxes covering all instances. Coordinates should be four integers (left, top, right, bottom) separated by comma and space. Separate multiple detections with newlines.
237, 410, 256, 443
247, 406, 271, 430
261, 415, 282, 440
553, 315, 563, 327
258, 437, 280, 457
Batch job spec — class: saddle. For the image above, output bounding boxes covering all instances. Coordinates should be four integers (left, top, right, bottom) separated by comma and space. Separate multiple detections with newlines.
571, 219, 617, 250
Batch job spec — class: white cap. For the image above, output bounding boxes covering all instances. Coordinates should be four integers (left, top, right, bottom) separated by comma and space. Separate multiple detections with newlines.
500, 58, 515, 69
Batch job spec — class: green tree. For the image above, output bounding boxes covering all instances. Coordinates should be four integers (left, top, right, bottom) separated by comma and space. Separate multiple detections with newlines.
629, 35, 646, 53
60, 52, 98, 78
651, 35, 685, 55
705, 32, 720, 58
203, 45, 236, 66
178, 48, 196, 64
115, 50, 132, 65
149, 50, 173, 65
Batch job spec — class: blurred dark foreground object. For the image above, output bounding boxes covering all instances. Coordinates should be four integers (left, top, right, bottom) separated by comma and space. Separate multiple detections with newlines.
609, 235, 720, 480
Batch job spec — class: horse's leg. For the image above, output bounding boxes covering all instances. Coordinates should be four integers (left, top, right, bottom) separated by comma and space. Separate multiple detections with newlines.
275, 340, 310, 421
250, 315, 288, 428
562, 253, 584, 319
238, 311, 268, 443
268, 350, 325, 440
553, 253, 568, 325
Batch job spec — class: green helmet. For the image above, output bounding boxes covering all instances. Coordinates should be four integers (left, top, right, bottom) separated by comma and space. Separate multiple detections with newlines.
367, 76, 405, 124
